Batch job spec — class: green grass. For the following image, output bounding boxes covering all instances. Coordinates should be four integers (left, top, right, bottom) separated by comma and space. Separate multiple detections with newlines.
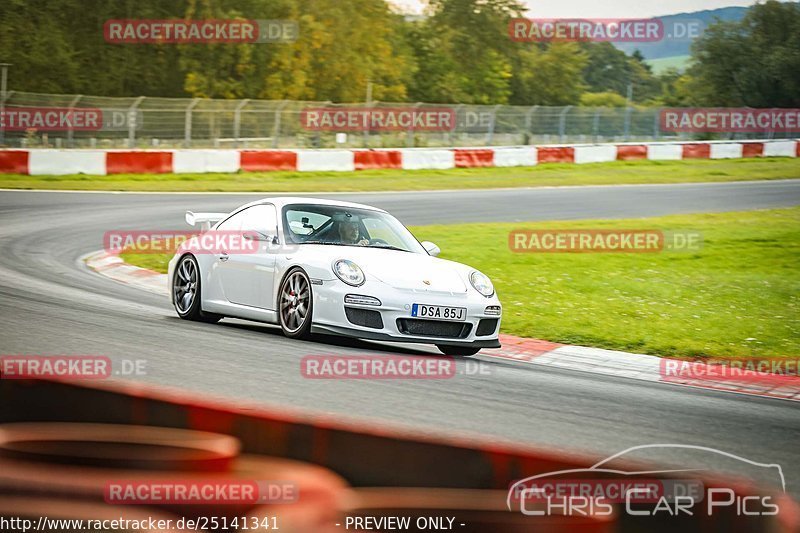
4, 157, 800, 192
121, 207, 800, 360
118, 253, 170, 273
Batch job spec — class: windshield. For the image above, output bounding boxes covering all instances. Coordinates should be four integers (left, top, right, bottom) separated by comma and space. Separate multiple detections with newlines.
282, 204, 426, 254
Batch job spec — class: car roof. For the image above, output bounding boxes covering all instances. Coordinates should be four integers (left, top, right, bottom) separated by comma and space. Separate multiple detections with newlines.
238, 196, 387, 213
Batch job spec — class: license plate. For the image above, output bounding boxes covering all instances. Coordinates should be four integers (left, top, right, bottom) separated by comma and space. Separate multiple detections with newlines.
411, 304, 466, 321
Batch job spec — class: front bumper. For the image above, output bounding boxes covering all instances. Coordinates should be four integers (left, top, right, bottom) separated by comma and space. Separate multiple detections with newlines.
312, 278, 502, 348
311, 324, 501, 348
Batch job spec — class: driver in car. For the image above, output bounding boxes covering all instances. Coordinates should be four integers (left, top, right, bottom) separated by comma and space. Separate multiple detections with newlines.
338, 220, 370, 246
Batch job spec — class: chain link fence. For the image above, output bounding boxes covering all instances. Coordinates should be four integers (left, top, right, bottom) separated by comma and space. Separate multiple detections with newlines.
0, 91, 790, 149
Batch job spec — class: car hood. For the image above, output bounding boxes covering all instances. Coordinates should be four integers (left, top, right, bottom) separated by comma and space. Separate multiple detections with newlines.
300, 245, 469, 293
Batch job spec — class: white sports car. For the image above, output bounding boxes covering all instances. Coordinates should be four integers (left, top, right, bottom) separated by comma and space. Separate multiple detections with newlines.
168, 197, 501, 356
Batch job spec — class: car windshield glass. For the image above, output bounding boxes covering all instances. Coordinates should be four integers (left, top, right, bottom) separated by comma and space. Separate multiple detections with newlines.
282, 204, 425, 253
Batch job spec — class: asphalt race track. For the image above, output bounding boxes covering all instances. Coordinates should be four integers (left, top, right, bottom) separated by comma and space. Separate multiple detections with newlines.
1, 179, 799, 495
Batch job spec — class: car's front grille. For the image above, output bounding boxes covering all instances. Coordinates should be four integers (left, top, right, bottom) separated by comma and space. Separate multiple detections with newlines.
476, 318, 499, 336
396, 318, 472, 339
345, 307, 384, 329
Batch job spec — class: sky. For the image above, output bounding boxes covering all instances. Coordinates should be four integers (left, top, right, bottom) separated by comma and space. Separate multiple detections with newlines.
388, 0, 796, 18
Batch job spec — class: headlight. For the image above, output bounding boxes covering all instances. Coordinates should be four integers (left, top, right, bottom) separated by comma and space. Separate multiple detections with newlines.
333, 259, 365, 286
469, 270, 494, 297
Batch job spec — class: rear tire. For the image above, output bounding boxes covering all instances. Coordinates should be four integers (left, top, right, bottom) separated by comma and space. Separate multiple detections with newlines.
278, 267, 313, 339
436, 345, 481, 357
173, 254, 221, 323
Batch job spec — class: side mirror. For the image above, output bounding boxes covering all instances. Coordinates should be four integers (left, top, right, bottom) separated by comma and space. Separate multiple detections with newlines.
243, 231, 278, 244
243, 231, 267, 241
421, 241, 440, 257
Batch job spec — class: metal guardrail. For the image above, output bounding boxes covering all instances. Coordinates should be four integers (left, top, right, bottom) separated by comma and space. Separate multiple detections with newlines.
0, 91, 789, 149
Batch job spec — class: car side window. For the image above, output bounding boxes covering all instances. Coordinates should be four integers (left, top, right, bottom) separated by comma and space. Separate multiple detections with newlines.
242, 204, 278, 236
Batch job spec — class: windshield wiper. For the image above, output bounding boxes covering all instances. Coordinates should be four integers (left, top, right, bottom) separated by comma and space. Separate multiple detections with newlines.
299, 241, 411, 252
370, 244, 411, 253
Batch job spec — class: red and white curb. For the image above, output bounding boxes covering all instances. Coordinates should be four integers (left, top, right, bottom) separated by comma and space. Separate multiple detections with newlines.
3, 139, 798, 175
85, 250, 800, 402
83, 250, 167, 295
486, 341, 800, 402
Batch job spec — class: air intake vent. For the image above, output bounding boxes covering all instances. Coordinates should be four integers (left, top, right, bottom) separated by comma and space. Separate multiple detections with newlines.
345, 307, 384, 329
396, 319, 472, 339
476, 318, 499, 336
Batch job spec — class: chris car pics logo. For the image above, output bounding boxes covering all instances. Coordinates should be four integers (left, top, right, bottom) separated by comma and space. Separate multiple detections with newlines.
507, 444, 785, 518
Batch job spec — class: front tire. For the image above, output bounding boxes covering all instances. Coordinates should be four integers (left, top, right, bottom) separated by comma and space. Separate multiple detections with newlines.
173, 254, 221, 323
436, 344, 481, 357
278, 268, 313, 339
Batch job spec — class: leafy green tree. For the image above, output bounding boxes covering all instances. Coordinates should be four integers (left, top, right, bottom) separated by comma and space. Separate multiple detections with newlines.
581, 42, 631, 96
689, 0, 800, 107
258, 0, 413, 102
0, 0, 84, 94
580, 91, 628, 107
405, 20, 470, 102
650, 68, 698, 106
0, 0, 186, 96
580, 42, 659, 104
407, 0, 524, 104
178, 0, 291, 99
2, 0, 736, 107
510, 43, 587, 105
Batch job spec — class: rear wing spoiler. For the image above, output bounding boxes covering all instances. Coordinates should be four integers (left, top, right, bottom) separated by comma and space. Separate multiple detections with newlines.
185, 211, 227, 231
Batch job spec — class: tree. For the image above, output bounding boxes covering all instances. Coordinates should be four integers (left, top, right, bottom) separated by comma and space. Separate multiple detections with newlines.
650, 68, 698, 106
1, 0, 715, 106
580, 42, 659, 104
510, 43, 587, 105
405, 19, 472, 103
688, 0, 800, 107
178, 0, 292, 99
0, 0, 186, 96
407, 0, 524, 104
259, 0, 413, 102
580, 91, 628, 107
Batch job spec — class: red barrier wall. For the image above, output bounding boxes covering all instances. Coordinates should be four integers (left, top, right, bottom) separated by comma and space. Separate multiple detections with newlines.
741, 143, 764, 158
106, 151, 173, 174
353, 150, 402, 170
682, 144, 711, 159
240, 150, 298, 172
2, 140, 796, 176
0, 150, 29, 174
616, 145, 648, 161
454, 149, 494, 168
537, 147, 575, 164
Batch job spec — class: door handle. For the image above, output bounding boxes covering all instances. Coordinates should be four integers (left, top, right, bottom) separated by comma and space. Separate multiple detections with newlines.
219, 251, 229, 262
